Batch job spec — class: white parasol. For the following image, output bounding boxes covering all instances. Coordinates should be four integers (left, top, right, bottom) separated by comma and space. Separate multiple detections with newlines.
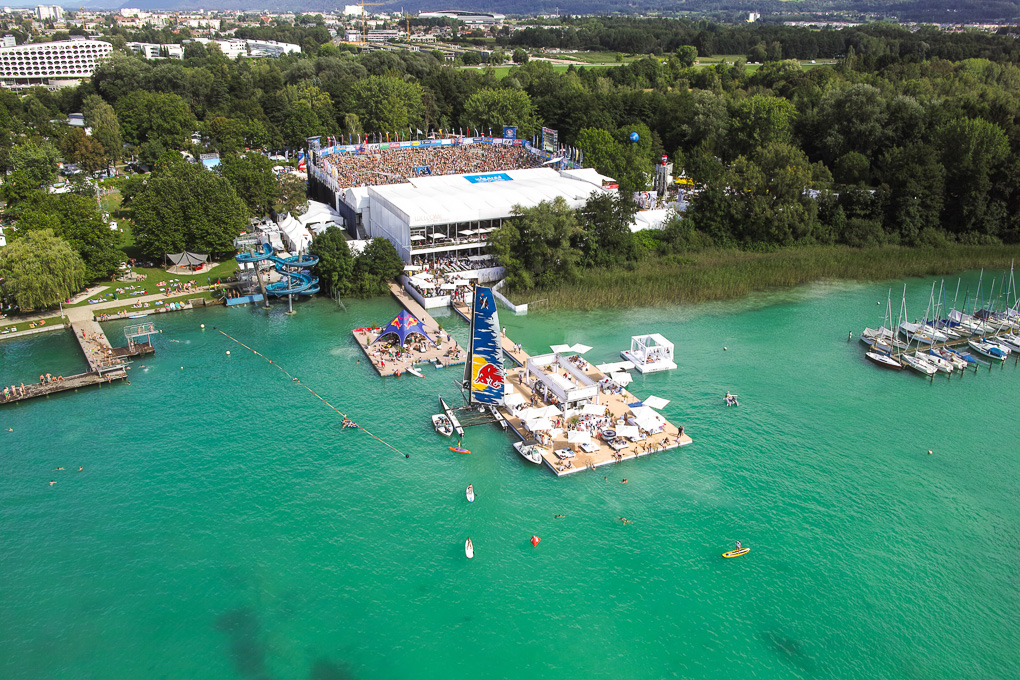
615, 424, 640, 439
569, 343, 593, 354
643, 395, 670, 409
504, 392, 527, 406
567, 430, 591, 444
609, 371, 633, 386
550, 344, 571, 353
581, 403, 605, 416
525, 417, 554, 432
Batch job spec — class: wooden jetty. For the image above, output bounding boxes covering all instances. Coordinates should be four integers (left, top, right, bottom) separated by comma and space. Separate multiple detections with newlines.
1, 319, 155, 406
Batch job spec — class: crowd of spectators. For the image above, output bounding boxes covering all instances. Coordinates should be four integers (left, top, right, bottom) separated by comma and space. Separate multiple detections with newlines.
321, 145, 544, 189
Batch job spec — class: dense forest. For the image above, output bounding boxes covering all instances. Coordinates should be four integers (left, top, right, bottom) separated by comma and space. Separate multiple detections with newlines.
3, 19, 1020, 309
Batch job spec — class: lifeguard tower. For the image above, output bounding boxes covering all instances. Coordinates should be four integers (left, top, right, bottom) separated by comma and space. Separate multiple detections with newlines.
621, 333, 676, 374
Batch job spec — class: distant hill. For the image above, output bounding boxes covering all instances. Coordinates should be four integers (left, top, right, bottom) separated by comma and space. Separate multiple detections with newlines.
113, 0, 1020, 24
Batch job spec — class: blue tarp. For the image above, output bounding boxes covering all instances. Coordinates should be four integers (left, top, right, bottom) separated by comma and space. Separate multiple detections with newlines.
371, 309, 437, 348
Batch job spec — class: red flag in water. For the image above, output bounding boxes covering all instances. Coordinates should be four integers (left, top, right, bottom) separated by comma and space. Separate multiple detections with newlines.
531, 535, 541, 547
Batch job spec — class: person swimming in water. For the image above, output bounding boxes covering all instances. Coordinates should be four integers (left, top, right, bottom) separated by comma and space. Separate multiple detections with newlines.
554, 514, 565, 519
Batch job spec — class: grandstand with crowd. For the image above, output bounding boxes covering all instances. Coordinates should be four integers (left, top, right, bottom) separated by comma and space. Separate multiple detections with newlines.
306, 135, 616, 273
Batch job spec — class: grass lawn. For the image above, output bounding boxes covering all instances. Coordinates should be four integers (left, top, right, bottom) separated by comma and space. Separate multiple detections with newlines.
485, 62, 623, 79
64, 260, 238, 308
0, 314, 64, 335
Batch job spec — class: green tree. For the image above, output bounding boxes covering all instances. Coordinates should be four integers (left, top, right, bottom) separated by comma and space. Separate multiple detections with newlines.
309, 225, 353, 296
349, 76, 424, 133
488, 197, 582, 291
49, 193, 123, 280
937, 117, 1009, 236
351, 237, 404, 296
512, 49, 529, 64
0, 229, 86, 309
576, 192, 638, 268
83, 94, 123, 166
218, 153, 280, 217
10, 139, 59, 185
276, 172, 308, 216
674, 45, 698, 68
130, 162, 249, 258
462, 88, 541, 138
729, 94, 796, 159
116, 90, 196, 149
61, 128, 107, 174
1, 170, 46, 207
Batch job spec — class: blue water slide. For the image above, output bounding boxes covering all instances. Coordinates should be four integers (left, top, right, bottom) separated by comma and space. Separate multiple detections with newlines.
235, 243, 320, 297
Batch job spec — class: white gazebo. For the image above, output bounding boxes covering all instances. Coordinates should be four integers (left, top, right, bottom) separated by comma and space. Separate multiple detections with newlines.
621, 333, 677, 374
522, 353, 598, 410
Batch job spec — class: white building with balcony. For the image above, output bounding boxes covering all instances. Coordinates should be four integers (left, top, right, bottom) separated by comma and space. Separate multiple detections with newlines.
0, 39, 112, 89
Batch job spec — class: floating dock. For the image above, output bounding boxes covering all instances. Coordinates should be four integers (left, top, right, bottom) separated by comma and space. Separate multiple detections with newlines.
1, 319, 155, 406
450, 298, 692, 476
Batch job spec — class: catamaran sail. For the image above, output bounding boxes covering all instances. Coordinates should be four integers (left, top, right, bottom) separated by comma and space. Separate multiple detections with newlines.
463, 286, 505, 405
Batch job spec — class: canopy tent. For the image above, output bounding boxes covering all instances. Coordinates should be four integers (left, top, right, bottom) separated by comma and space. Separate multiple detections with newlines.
630, 405, 665, 430
569, 343, 593, 354
643, 395, 671, 410
550, 344, 572, 353
410, 234, 426, 241
581, 403, 606, 416
440, 283, 458, 290
370, 309, 437, 348
532, 405, 561, 418
166, 251, 209, 267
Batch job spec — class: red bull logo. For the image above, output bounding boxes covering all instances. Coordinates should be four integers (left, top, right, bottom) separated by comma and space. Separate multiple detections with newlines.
471, 356, 504, 390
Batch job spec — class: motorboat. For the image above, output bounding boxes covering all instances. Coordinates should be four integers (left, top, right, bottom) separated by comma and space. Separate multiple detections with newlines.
865, 351, 902, 370
431, 413, 454, 436
512, 440, 544, 464
968, 339, 1007, 361
983, 338, 1013, 356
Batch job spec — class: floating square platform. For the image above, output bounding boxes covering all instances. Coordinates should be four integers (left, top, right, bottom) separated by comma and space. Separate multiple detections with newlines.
621, 333, 677, 374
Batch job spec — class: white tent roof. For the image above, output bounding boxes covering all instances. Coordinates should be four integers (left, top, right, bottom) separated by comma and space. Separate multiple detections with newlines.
616, 425, 640, 439
559, 167, 616, 187
630, 208, 672, 233
581, 404, 605, 416
367, 167, 605, 228
609, 371, 633, 386
567, 430, 591, 443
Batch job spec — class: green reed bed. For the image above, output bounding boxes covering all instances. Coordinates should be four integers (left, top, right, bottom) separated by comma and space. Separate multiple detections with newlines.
505, 245, 1020, 310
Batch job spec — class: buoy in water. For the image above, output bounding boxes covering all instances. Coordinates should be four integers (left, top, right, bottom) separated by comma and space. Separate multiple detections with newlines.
201, 324, 205, 329
531, 535, 541, 547
928, 449, 933, 455
723, 347, 728, 351
226, 351, 230, 355
180, 366, 184, 369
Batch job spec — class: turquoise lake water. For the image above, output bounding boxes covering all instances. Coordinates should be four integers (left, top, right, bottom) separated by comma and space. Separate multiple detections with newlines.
1, 272, 1018, 680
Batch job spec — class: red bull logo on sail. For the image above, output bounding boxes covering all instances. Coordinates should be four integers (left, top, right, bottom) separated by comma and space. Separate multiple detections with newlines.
471, 356, 504, 389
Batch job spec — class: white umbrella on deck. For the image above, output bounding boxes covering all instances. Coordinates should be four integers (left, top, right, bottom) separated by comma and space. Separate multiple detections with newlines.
643, 395, 670, 410
567, 430, 591, 444
550, 344, 571, 353
582, 403, 605, 416
533, 405, 561, 418
525, 417, 554, 432
615, 425, 640, 439
609, 371, 633, 386
440, 283, 457, 290
568, 343, 593, 354
403, 264, 422, 271
410, 234, 426, 241
504, 393, 527, 407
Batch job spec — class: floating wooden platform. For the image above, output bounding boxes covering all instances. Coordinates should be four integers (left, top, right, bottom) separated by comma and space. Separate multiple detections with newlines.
1, 370, 128, 405
450, 296, 692, 476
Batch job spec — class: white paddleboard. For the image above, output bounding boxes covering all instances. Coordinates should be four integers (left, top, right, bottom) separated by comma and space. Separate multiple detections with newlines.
466, 485, 475, 502
465, 539, 474, 559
